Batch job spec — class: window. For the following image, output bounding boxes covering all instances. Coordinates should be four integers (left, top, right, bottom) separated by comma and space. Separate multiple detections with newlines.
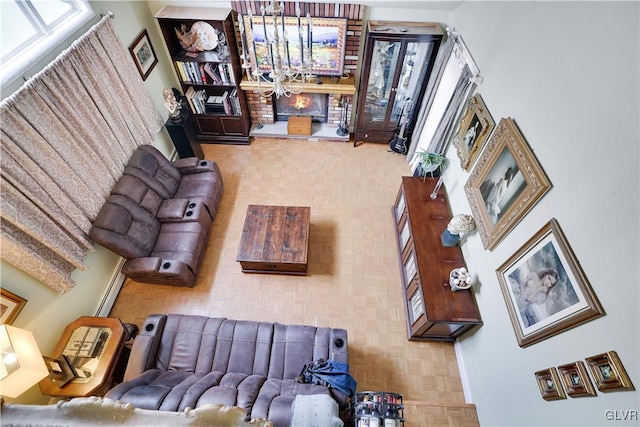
0, 0, 94, 86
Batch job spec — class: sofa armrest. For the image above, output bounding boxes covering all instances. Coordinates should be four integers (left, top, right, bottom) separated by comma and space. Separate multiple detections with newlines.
174, 158, 216, 174
123, 315, 167, 381
157, 199, 212, 227
122, 258, 197, 287
329, 328, 349, 364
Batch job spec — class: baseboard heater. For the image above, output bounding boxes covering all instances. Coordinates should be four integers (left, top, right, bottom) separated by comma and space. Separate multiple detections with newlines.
94, 257, 126, 317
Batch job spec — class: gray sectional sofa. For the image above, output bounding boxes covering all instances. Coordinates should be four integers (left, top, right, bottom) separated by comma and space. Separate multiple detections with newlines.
104, 314, 350, 427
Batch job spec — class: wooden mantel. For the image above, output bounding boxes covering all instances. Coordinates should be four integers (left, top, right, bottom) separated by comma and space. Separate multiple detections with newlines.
240, 75, 357, 95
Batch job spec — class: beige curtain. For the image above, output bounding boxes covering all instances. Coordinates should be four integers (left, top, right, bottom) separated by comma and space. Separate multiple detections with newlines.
0, 16, 162, 294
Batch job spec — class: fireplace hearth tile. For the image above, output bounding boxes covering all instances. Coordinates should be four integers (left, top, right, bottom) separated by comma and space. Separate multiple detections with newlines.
249, 122, 349, 142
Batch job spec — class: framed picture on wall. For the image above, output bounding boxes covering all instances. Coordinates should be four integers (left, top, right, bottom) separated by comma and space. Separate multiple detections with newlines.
1, 288, 27, 325
557, 361, 596, 397
129, 29, 158, 81
464, 117, 552, 250
534, 367, 566, 401
585, 351, 635, 392
496, 219, 605, 347
452, 93, 495, 171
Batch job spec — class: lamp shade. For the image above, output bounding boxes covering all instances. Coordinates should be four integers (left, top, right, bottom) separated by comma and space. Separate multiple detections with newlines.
0, 324, 49, 398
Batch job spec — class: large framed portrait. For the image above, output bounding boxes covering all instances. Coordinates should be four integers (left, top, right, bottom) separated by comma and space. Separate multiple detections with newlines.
452, 93, 495, 171
1, 288, 27, 325
465, 117, 552, 250
129, 29, 158, 81
496, 219, 604, 347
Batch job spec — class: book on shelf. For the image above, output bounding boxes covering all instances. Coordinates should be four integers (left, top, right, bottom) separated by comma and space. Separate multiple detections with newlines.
175, 61, 235, 86
205, 95, 226, 114
185, 87, 206, 114
203, 63, 222, 84
221, 90, 232, 115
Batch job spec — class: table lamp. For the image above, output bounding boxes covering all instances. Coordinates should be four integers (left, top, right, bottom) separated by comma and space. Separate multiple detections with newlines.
0, 324, 49, 398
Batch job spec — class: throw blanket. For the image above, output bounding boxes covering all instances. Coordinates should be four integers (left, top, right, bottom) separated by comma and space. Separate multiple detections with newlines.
0, 397, 272, 427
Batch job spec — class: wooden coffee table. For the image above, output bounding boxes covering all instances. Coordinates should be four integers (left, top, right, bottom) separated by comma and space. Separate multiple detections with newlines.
236, 205, 310, 275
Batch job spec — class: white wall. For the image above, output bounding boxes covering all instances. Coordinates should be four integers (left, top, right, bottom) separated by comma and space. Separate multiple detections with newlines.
442, 2, 639, 425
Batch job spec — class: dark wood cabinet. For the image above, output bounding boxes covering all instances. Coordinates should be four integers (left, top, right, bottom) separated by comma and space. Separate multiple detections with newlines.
392, 177, 482, 341
164, 106, 204, 159
354, 21, 443, 146
155, 6, 251, 144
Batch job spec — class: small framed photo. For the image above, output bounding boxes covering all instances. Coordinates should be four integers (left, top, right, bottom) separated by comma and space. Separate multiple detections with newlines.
534, 367, 566, 401
1, 288, 27, 325
496, 219, 604, 347
43, 355, 77, 388
129, 29, 158, 81
557, 361, 596, 397
585, 351, 635, 392
452, 93, 495, 171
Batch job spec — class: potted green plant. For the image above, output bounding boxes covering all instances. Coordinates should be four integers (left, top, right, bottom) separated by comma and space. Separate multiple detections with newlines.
414, 151, 447, 179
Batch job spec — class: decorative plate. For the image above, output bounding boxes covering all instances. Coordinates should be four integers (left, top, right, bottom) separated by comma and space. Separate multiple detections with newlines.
191, 21, 218, 51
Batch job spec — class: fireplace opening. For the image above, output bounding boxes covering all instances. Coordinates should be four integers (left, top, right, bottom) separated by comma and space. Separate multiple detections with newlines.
274, 93, 329, 123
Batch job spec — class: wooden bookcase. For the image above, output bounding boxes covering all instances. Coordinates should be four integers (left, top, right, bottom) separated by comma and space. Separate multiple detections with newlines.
392, 176, 482, 341
155, 6, 251, 144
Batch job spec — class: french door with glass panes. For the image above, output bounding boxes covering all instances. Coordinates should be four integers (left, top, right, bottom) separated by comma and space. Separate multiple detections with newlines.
354, 22, 443, 147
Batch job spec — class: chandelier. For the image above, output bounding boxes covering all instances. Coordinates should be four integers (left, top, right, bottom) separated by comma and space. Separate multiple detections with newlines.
237, 1, 314, 98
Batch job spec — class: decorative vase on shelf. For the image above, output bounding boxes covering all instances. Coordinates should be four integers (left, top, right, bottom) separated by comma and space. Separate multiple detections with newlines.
441, 214, 476, 247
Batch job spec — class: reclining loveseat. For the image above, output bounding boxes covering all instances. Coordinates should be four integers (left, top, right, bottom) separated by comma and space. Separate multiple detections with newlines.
89, 145, 222, 287
104, 314, 350, 427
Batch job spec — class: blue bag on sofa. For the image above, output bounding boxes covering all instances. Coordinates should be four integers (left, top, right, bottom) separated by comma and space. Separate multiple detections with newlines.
296, 358, 357, 397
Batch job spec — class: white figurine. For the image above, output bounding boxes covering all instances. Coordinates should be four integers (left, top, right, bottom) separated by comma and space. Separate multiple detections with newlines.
162, 88, 182, 121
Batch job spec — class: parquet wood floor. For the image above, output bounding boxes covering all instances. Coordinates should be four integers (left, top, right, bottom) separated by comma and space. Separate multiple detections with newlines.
108, 138, 479, 427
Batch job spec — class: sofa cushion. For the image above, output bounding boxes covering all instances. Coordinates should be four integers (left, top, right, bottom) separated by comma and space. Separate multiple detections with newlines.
112, 174, 164, 216
251, 379, 331, 426
125, 146, 181, 198
89, 195, 160, 259
151, 222, 205, 271
175, 168, 223, 217
92, 202, 132, 236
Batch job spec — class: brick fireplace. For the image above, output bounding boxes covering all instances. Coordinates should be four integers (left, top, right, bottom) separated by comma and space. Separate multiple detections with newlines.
231, 1, 363, 133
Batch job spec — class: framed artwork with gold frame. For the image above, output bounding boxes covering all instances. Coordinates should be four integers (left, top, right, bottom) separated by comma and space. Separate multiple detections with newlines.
585, 351, 635, 392
452, 93, 495, 171
1, 288, 27, 325
464, 117, 552, 250
534, 367, 566, 401
557, 361, 596, 397
496, 219, 604, 348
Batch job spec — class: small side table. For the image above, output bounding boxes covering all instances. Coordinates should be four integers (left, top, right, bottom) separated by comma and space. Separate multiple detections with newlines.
165, 109, 204, 159
39, 317, 126, 398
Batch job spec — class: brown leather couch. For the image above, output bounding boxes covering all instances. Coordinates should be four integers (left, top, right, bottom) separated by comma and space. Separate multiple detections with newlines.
105, 314, 350, 427
89, 145, 222, 287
